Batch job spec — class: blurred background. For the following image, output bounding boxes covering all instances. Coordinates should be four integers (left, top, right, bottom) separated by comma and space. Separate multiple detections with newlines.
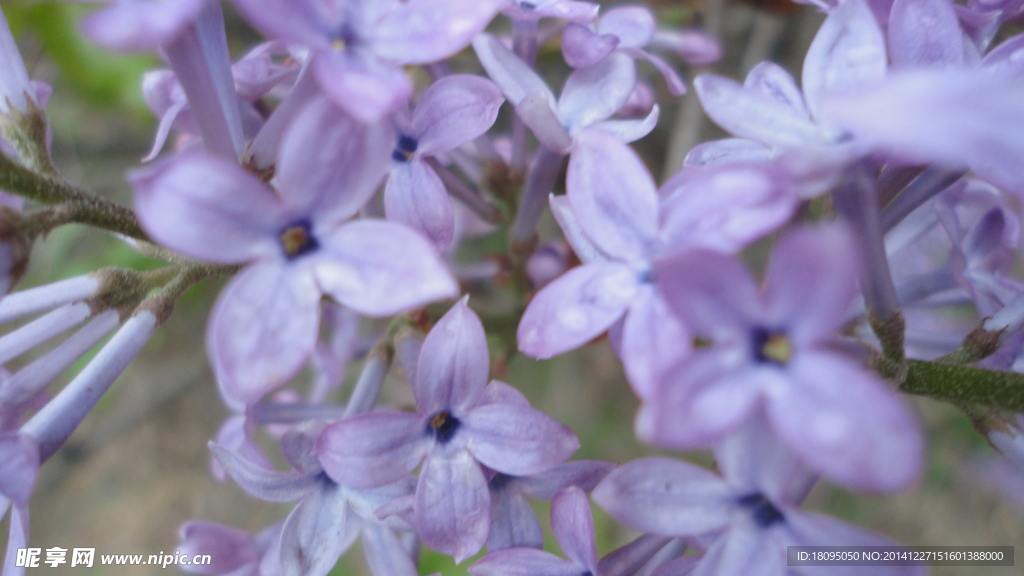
2, 0, 1022, 574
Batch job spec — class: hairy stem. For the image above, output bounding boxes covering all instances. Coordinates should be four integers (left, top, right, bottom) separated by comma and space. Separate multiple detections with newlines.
901, 359, 1024, 412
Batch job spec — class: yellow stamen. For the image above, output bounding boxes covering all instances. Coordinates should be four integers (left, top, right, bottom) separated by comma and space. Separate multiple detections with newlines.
430, 411, 450, 430
761, 333, 793, 365
280, 226, 310, 257
332, 38, 347, 51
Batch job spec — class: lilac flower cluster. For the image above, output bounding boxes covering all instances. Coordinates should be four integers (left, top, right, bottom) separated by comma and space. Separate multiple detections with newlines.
1, 0, 1024, 574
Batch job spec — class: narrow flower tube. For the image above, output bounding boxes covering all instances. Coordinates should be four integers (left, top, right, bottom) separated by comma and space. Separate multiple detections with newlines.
0, 8, 35, 115
0, 310, 120, 407
880, 167, 966, 233
250, 403, 349, 426
21, 311, 157, 461
343, 351, 390, 418
0, 274, 101, 325
0, 302, 92, 366
244, 63, 320, 171
511, 147, 566, 248
163, 1, 245, 160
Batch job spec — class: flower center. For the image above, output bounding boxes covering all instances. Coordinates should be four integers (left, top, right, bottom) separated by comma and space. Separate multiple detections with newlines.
736, 492, 785, 528
751, 327, 792, 366
392, 135, 418, 162
279, 220, 319, 259
428, 411, 461, 444
332, 38, 347, 51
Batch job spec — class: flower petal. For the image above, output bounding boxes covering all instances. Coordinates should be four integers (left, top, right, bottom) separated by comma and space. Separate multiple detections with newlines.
470, 548, 582, 576
588, 104, 661, 143
385, 160, 455, 252
230, 0, 334, 49
743, 62, 809, 119
762, 225, 858, 346
801, 0, 887, 119
519, 460, 616, 499
888, 0, 965, 69
550, 487, 598, 572
785, 511, 928, 576
362, 523, 420, 576
517, 262, 638, 359
684, 138, 774, 167
279, 484, 356, 576
473, 33, 558, 108
371, 0, 503, 65
80, 0, 207, 52
558, 52, 636, 133
317, 411, 430, 489
591, 457, 735, 536
464, 403, 580, 476
561, 24, 619, 68
209, 443, 318, 502
620, 286, 691, 399
549, 195, 608, 264
413, 75, 505, 155
488, 489, 544, 550
516, 92, 574, 153
599, 7, 655, 48
177, 521, 260, 575
278, 96, 393, 225
415, 296, 490, 415
312, 51, 412, 123
313, 220, 458, 317
653, 249, 760, 336
567, 131, 658, 260
693, 74, 820, 147
208, 262, 321, 406
416, 450, 490, 562
131, 152, 282, 264
767, 353, 924, 492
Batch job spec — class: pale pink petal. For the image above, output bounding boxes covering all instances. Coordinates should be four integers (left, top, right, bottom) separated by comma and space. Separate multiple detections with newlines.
567, 131, 658, 260
278, 96, 393, 224
463, 404, 579, 476
313, 220, 458, 317
591, 457, 735, 536
415, 297, 490, 415
766, 353, 924, 492
413, 75, 504, 155
385, 160, 455, 252
208, 262, 321, 406
416, 450, 490, 562
801, 0, 887, 119
517, 262, 638, 359
317, 411, 430, 488
131, 152, 283, 264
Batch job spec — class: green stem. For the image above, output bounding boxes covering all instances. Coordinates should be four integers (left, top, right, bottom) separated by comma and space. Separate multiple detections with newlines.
0, 152, 148, 241
900, 359, 1024, 412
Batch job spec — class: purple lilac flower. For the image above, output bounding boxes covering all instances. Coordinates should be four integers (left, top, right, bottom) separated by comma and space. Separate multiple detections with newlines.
0, 8, 38, 115
79, 0, 208, 52
644, 224, 923, 492
594, 415, 925, 576
470, 486, 599, 576
562, 6, 710, 95
501, 0, 600, 23
486, 460, 613, 550
177, 521, 283, 576
518, 131, 796, 398
317, 298, 580, 562
132, 97, 457, 407
213, 429, 418, 576
229, 0, 503, 123
386, 75, 503, 251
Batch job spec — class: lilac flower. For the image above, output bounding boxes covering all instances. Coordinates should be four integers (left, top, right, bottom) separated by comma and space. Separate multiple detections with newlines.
644, 225, 923, 492
80, 0, 208, 52
177, 521, 283, 576
212, 430, 418, 576
562, 6, 712, 95
470, 486, 599, 576
487, 460, 613, 550
474, 33, 652, 154
501, 0, 600, 23
517, 131, 796, 398
0, 8, 37, 115
593, 415, 925, 576
133, 97, 457, 407
386, 75, 503, 251
317, 298, 580, 562
230, 0, 504, 122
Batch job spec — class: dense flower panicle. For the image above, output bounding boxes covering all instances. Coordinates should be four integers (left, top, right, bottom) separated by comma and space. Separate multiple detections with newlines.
518, 131, 797, 398
229, 0, 504, 122
644, 225, 923, 492
132, 96, 457, 407
317, 298, 580, 562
